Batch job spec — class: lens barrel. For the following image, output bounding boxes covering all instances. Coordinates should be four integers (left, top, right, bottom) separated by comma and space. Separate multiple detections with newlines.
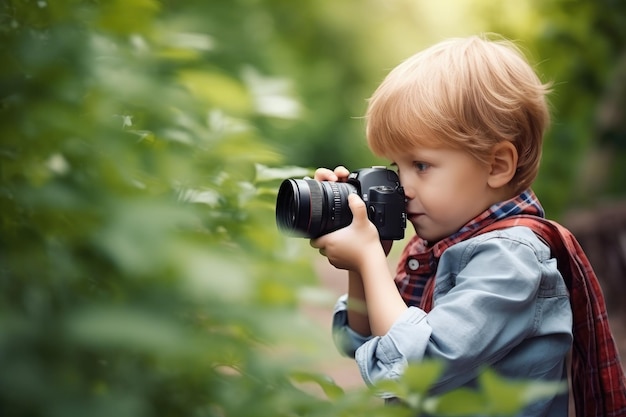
275, 179, 356, 238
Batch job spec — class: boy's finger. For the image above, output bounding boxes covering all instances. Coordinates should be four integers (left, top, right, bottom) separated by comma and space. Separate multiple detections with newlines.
314, 167, 338, 181
334, 166, 350, 179
347, 194, 367, 222
309, 237, 322, 249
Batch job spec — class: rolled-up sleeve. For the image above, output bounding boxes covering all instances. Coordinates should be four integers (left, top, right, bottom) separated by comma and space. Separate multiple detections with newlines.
355, 307, 431, 385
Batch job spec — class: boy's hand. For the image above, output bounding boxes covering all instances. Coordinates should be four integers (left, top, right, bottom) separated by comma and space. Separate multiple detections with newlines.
311, 193, 383, 272
313, 165, 350, 182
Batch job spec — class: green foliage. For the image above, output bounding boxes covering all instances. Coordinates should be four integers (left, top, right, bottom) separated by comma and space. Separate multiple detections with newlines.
0, 1, 597, 416
518, 0, 626, 216
376, 363, 566, 417
0, 1, 326, 416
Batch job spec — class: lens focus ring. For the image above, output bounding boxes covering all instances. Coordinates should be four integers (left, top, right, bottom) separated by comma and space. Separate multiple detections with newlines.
329, 182, 342, 224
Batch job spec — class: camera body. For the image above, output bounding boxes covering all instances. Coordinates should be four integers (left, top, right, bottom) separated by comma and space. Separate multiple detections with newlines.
347, 166, 407, 240
275, 166, 407, 240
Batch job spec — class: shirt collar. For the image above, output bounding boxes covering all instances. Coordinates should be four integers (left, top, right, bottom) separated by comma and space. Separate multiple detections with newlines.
428, 189, 545, 258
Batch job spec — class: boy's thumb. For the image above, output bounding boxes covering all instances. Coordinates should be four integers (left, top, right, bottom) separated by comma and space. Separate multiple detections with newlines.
347, 194, 367, 222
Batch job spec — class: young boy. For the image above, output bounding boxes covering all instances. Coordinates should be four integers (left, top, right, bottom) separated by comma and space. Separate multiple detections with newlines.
310, 35, 624, 416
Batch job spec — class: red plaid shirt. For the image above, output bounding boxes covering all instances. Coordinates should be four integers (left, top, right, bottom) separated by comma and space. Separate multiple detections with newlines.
395, 191, 626, 416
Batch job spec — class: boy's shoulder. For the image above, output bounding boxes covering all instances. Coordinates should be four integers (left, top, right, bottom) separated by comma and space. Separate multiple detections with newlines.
446, 224, 552, 262
434, 224, 563, 298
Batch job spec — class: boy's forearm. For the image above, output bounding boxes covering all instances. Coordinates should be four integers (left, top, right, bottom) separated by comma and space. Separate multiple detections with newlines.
347, 271, 371, 336
358, 249, 408, 336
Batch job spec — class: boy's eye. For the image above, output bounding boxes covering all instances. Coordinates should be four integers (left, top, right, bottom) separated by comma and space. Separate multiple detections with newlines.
414, 162, 430, 171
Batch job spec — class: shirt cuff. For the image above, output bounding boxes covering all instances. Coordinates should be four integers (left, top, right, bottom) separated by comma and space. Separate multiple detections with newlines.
355, 306, 430, 386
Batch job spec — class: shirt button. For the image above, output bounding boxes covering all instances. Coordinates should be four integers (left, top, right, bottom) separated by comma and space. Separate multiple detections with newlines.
408, 258, 420, 271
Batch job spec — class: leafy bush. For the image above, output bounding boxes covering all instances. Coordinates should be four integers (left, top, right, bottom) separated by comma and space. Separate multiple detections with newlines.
0, 2, 566, 416
0, 1, 328, 415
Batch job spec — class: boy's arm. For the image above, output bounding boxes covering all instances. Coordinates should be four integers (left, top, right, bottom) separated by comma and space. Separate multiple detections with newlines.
317, 195, 408, 336
346, 271, 370, 336
355, 243, 407, 336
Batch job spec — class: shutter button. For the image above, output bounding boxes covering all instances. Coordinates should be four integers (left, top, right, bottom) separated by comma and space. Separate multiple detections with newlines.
407, 258, 420, 271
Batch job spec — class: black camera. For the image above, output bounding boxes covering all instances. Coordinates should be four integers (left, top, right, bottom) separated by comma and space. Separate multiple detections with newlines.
275, 166, 407, 240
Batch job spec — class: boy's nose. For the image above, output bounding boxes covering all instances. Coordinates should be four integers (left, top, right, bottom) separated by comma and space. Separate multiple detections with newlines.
401, 183, 415, 200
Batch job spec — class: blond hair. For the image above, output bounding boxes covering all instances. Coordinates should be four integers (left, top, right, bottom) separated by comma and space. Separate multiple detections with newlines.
366, 35, 551, 193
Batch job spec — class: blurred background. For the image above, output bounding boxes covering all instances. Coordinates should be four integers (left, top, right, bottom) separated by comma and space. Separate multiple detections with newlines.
1, 0, 624, 415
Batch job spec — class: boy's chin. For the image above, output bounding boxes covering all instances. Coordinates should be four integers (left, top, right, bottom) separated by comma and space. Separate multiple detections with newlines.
411, 223, 448, 244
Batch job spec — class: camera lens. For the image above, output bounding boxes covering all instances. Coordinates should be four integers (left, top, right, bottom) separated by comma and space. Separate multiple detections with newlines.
276, 179, 357, 238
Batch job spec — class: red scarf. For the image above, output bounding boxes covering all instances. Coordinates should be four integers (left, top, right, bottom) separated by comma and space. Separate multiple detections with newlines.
396, 214, 626, 416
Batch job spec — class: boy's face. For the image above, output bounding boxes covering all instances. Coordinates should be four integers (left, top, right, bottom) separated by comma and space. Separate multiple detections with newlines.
388, 145, 499, 243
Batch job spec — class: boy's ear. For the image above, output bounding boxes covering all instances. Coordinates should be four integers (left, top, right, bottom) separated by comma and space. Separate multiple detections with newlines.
487, 141, 518, 189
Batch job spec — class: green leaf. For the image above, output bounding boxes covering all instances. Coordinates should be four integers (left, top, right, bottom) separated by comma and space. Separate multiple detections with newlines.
373, 361, 444, 409
65, 306, 199, 357
424, 388, 487, 416
290, 370, 345, 400
255, 164, 313, 183
402, 360, 445, 394
479, 368, 566, 416
178, 69, 252, 115
96, 0, 161, 35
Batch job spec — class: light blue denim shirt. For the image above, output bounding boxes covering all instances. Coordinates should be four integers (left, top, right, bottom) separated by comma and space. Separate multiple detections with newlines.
332, 226, 573, 416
